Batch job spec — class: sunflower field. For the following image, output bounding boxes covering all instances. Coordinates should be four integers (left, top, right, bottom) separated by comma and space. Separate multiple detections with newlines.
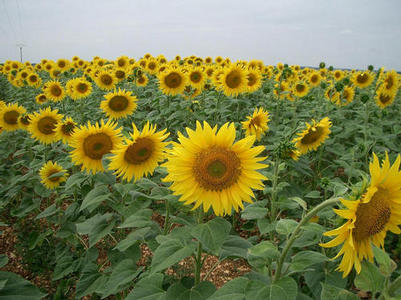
0, 55, 400, 299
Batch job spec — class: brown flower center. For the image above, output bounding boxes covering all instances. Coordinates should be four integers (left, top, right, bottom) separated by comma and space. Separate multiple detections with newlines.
77, 83, 88, 93
247, 73, 257, 87
4, 111, 20, 125
357, 73, 369, 84
38, 116, 58, 135
164, 72, 182, 88
51, 85, 62, 97
193, 147, 241, 191
61, 122, 75, 136
190, 72, 202, 83
108, 95, 129, 111
100, 74, 113, 85
83, 133, 113, 160
353, 188, 391, 241
225, 71, 242, 89
124, 138, 154, 165
300, 126, 324, 145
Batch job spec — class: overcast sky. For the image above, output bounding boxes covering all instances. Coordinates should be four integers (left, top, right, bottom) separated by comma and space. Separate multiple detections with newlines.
1, 0, 400, 70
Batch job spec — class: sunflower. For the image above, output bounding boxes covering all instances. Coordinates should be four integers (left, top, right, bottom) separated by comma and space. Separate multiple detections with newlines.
242, 107, 269, 141
375, 87, 396, 109
56, 58, 70, 71
341, 86, 355, 105
219, 65, 248, 97
379, 70, 399, 94
109, 122, 169, 182
136, 75, 148, 87
309, 72, 321, 87
246, 68, 263, 93
100, 89, 137, 119
187, 67, 206, 89
0, 103, 26, 131
114, 68, 128, 81
39, 161, 68, 190
29, 107, 63, 144
320, 153, 401, 277
35, 94, 47, 105
162, 121, 268, 216
26, 72, 42, 88
292, 81, 310, 98
18, 114, 32, 130
115, 55, 129, 69
95, 71, 117, 90
352, 71, 374, 89
146, 59, 158, 75
71, 78, 92, 100
44, 80, 65, 102
70, 119, 122, 173
55, 117, 77, 144
293, 117, 332, 154
333, 70, 344, 81
158, 67, 187, 96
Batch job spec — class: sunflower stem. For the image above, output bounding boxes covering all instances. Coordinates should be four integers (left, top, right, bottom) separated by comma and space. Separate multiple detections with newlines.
270, 156, 281, 224
273, 197, 340, 283
194, 208, 204, 285
386, 275, 401, 298
163, 199, 170, 235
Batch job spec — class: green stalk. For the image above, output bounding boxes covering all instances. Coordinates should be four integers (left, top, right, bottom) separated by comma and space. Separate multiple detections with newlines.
163, 199, 170, 235
194, 209, 204, 285
387, 275, 401, 298
273, 197, 340, 283
270, 157, 281, 223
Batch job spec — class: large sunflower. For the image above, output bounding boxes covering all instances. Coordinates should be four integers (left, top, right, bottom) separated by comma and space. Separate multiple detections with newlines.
188, 67, 206, 89
44, 80, 65, 102
26, 73, 42, 88
158, 67, 187, 96
246, 68, 263, 93
71, 77, 93, 100
39, 161, 68, 190
293, 117, 332, 154
109, 122, 169, 182
375, 87, 396, 109
0, 103, 26, 131
379, 70, 399, 94
70, 119, 122, 173
352, 71, 374, 89
100, 89, 137, 119
29, 107, 64, 144
135, 75, 148, 87
163, 121, 268, 216
219, 65, 248, 97
55, 117, 77, 144
320, 153, 401, 277
292, 81, 310, 98
241, 107, 270, 141
95, 71, 117, 90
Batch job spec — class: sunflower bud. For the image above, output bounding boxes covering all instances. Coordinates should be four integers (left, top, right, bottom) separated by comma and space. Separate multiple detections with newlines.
275, 140, 299, 160
368, 65, 374, 71
284, 63, 288, 68
319, 62, 326, 69
263, 87, 271, 94
328, 66, 334, 71
360, 93, 369, 103
320, 177, 330, 189
320, 82, 327, 89
343, 77, 350, 85
335, 82, 344, 92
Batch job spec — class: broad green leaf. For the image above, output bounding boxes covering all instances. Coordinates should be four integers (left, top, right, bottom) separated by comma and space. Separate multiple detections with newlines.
289, 197, 307, 210
245, 277, 298, 300
304, 191, 321, 199
166, 281, 216, 300
354, 261, 385, 293
0, 271, 46, 299
52, 256, 74, 281
190, 217, 231, 255
35, 203, 59, 219
208, 277, 249, 300
151, 239, 197, 274
76, 213, 115, 248
119, 209, 154, 228
320, 283, 359, 300
304, 268, 346, 299
248, 241, 280, 260
75, 263, 107, 299
219, 235, 252, 259
47, 171, 66, 179
241, 201, 268, 220
276, 219, 298, 236
80, 184, 110, 212
373, 246, 395, 276
290, 251, 329, 272
257, 219, 276, 234
113, 227, 151, 252
64, 172, 86, 191
125, 273, 166, 300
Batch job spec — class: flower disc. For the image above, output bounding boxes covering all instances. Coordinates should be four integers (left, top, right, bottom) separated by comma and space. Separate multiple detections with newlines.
55, 117, 77, 144
44, 80, 65, 102
241, 107, 269, 141
29, 107, 64, 144
293, 117, 332, 154
158, 68, 187, 96
0, 103, 27, 131
39, 160, 68, 190
100, 89, 137, 119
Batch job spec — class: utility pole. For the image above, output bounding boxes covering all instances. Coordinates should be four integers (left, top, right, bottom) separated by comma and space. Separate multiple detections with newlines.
16, 43, 25, 62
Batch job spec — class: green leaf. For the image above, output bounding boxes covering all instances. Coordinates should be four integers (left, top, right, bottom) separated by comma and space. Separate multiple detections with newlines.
125, 273, 166, 300
102, 259, 141, 298
76, 213, 116, 248
276, 219, 298, 236
0, 255, 8, 268
113, 227, 151, 252
354, 261, 385, 293
373, 246, 395, 276
208, 277, 249, 300
151, 239, 197, 274
190, 217, 231, 255
304, 191, 321, 198
289, 197, 307, 210
248, 241, 280, 260
35, 203, 59, 220
219, 235, 252, 260
241, 201, 268, 220
80, 184, 110, 212
166, 281, 216, 300
257, 219, 276, 234
75, 263, 107, 299
320, 283, 359, 300
64, 172, 86, 191
47, 171, 66, 179
0, 271, 46, 299
290, 251, 329, 272
245, 277, 298, 300
119, 209, 155, 228
52, 256, 74, 281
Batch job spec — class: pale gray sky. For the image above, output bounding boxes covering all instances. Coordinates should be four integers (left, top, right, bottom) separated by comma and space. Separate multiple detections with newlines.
1, 0, 400, 70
